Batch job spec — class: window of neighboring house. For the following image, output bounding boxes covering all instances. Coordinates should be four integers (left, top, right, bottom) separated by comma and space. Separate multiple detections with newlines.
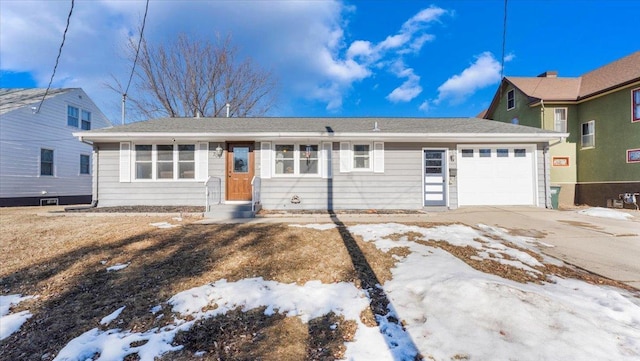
554, 108, 567, 132
81, 110, 91, 130
633, 88, 640, 122
353, 144, 371, 170
40, 148, 54, 176
507, 89, 515, 110
581, 120, 595, 148
134, 144, 197, 180
274, 144, 319, 175
80, 154, 90, 175
67, 106, 79, 127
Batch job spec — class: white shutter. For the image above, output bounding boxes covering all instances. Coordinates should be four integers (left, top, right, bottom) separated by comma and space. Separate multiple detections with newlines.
373, 142, 384, 173
322, 142, 333, 179
119, 142, 131, 182
260, 142, 272, 179
196, 142, 209, 181
340, 142, 351, 173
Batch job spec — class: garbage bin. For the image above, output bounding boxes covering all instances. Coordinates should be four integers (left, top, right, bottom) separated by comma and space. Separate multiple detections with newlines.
550, 186, 561, 209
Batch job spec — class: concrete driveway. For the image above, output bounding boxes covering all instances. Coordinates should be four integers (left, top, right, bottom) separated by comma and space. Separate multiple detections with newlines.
423, 206, 640, 290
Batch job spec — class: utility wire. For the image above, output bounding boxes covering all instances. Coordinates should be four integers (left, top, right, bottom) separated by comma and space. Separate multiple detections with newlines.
500, 0, 508, 81
122, 0, 150, 124
37, 0, 74, 114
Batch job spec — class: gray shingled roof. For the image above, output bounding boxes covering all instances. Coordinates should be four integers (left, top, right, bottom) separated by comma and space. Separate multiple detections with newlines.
84, 117, 558, 135
0, 88, 73, 115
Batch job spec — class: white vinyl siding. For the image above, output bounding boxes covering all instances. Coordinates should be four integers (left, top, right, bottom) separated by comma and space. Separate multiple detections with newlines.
0, 88, 111, 200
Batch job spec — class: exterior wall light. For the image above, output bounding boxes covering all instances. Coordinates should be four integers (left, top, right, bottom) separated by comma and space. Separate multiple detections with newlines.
215, 144, 224, 158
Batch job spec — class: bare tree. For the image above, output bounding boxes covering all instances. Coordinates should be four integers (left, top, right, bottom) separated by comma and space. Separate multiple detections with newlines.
113, 34, 278, 120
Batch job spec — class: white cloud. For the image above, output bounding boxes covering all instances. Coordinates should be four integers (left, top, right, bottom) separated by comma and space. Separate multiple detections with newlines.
419, 100, 430, 112
386, 60, 422, 103
434, 51, 505, 105
0, 1, 449, 117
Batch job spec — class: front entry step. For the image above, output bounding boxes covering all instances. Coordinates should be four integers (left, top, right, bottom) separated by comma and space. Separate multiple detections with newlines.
204, 204, 255, 219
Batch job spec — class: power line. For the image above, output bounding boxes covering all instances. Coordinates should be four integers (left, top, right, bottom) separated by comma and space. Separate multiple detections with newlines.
37, 0, 74, 114
122, 0, 150, 124
500, 0, 508, 80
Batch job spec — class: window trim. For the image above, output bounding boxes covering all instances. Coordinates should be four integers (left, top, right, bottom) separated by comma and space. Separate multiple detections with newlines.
80, 154, 91, 175
553, 107, 568, 133
581, 120, 595, 149
40, 148, 54, 177
132, 143, 199, 181
632, 88, 640, 123
507, 89, 515, 110
272, 143, 321, 177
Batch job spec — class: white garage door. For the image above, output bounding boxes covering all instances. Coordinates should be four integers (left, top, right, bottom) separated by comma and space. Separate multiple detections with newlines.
457, 145, 537, 206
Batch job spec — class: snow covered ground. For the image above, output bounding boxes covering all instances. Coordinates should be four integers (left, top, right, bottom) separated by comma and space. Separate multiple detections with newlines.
4, 222, 640, 360
577, 207, 634, 220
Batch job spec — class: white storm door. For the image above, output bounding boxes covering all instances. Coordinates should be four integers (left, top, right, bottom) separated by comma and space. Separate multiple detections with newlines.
424, 149, 447, 206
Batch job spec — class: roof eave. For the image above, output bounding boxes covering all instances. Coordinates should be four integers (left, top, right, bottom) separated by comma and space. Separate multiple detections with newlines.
75, 131, 566, 144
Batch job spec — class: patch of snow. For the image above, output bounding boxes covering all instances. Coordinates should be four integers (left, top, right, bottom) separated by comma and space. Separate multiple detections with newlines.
150, 222, 178, 229
349, 223, 640, 360
52, 223, 640, 361
0, 294, 34, 341
100, 306, 125, 325
106, 263, 130, 272
289, 223, 337, 230
150, 305, 162, 314
172, 217, 183, 222
578, 207, 633, 220
194, 351, 206, 357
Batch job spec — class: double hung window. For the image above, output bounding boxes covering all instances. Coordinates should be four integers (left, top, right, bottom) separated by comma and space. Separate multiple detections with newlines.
507, 89, 515, 110
134, 144, 196, 180
40, 148, 54, 176
554, 108, 567, 132
80, 154, 90, 175
581, 121, 595, 148
633, 88, 640, 122
274, 144, 319, 175
67, 106, 79, 127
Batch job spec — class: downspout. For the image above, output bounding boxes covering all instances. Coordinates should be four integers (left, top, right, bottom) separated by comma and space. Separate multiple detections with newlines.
543, 144, 551, 209
540, 99, 545, 129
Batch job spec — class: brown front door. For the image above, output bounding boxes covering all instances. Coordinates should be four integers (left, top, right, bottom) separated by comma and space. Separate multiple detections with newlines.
226, 143, 255, 201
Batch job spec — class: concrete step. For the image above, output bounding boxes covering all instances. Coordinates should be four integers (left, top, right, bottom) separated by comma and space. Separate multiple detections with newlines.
204, 204, 255, 219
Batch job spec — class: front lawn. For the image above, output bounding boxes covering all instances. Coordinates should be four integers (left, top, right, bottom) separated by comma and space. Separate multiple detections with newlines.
1, 207, 638, 360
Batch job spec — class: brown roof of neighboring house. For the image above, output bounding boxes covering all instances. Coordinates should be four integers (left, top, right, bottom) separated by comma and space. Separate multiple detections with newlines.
578, 51, 640, 98
506, 77, 581, 101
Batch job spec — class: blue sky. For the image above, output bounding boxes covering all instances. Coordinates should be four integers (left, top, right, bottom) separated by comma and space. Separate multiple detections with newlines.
1, 0, 638, 123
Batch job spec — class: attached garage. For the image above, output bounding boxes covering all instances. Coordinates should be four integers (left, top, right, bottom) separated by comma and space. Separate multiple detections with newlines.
457, 145, 538, 206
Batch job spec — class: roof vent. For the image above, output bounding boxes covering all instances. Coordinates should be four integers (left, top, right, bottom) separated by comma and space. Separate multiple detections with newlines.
373, 121, 380, 131
537, 71, 558, 78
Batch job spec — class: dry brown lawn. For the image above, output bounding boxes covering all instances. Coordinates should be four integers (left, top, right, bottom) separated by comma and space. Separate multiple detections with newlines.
0, 206, 632, 361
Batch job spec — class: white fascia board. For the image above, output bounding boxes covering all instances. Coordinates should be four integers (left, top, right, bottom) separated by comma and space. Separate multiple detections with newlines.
75, 131, 568, 143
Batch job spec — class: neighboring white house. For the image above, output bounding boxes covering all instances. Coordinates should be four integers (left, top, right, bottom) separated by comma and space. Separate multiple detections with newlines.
0, 88, 112, 206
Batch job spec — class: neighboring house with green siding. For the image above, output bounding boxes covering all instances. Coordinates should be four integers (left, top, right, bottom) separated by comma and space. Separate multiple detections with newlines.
483, 51, 640, 207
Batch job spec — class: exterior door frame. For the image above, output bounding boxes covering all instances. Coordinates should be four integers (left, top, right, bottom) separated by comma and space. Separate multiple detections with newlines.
422, 148, 449, 207
226, 142, 255, 201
